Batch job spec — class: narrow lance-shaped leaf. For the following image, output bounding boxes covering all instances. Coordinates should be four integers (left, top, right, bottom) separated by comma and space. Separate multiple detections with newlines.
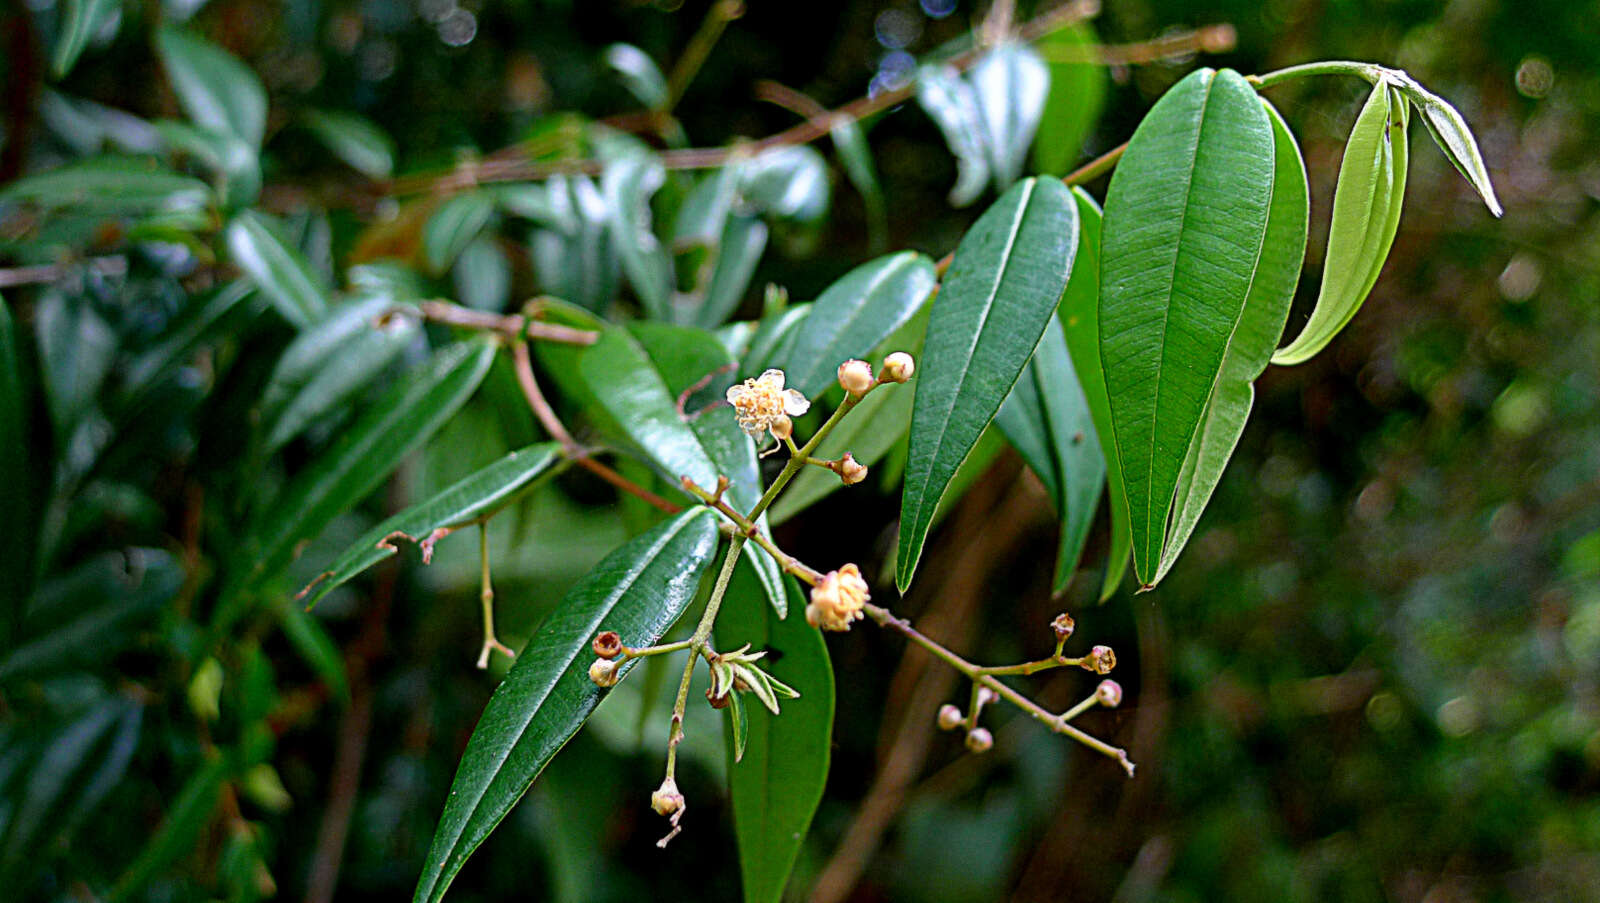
226, 211, 330, 329
1033, 21, 1108, 175
696, 214, 768, 328
779, 251, 936, 398
830, 116, 888, 251
917, 64, 990, 207
740, 146, 829, 223
454, 236, 512, 312
1152, 98, 1309, 585
1272, 80, 1408, 366
970, 42, 1051, 191
603, 44, 669, 111
413, 508, 719, 903
1391, 72, 1501, 217
155, 27, 267, 148
51, 0, 120, 78
1098, 67, 1277, 588
898, 177, 1079, 591
720, 572, 834, 903
302, 109, 396, 180
1060, 188, 1129, 602
603, 152, 675, 320
424, 192, 496, 275
299, 442, 564, 608
0, 156, 213, 214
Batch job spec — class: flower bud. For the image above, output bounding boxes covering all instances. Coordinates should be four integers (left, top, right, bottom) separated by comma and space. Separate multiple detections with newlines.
705, 686, 731, 709
965, 727, 994, 753
838, 452, 868, 486
592, 630, 623, 660
770, 414, 793, 440
1082, 645, 1116, 675
651, 776, 684, 816
838, 359, 874, 395
1096, 679, 1123, 708
881, 351, 915, 383
937, 704, 964, 731
588, 657, 619, 687
1051, 613, 1075, 643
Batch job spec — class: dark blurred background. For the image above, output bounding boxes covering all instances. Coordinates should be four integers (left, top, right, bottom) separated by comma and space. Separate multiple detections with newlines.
4, 0, 1598, 901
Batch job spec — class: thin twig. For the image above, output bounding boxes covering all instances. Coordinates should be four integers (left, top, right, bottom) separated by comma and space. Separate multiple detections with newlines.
0, 254, 127, 288
1038, 24, 1237, 65
666, 0, 745, 111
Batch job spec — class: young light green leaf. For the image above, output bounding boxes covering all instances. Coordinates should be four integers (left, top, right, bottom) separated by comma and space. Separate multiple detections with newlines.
1058, 188, 1129, 602
970, 42, 1051, 191
898, 177, 1079, 591
720, 572, 834, 903
1098, 67, 1277, 588
697, 214, 768, 328
242, 338, 496, 590
0, 156, 213, 214
830, 116, 888, 251
727, 681, 749, 763
740, 146, 829, 223
302, 109, 396, 179
1272, 80, 1408, 366
602, 152, 675, 320
1151, 98, 1309, 585
1391, 73, 1501, 217
155, 27, 267, 148
258, 295, 419, 454
917, 64, 990, 206
298, 442, 562, 608
51, 0, 120, 78
779, 251, 936, 398
603, 43, 669, 111
453, 235, 512, 312
424, 192, 496, 274
226, 210, 330, 329
413, 508, 719, 903
1033, 21, 1107, 175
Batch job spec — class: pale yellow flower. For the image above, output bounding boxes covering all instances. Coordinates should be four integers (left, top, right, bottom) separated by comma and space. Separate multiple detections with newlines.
726, 369, 810, 439
806, 563, 869, 632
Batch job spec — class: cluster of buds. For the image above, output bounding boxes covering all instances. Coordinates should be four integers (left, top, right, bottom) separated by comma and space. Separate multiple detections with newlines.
835, 352, 916, 398
806, 563, 870, 632
705, 645, 800, 715
936, 687, 999, 752
587, 630, 628, 687
828, 451, 868, 485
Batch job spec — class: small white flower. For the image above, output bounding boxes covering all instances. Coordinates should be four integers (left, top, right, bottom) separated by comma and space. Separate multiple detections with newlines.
726, 369, 810, 439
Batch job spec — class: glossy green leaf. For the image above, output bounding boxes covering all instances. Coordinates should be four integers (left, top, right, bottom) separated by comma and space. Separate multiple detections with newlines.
673, 166, 738, 251
741, 146, 829, 223
603, 152, 675, 320
120, 281, 260, 410
779, 251, 936, 398
497, 183, 568, 230
425, 192, 496, 274
697, 214, 768, 328
530, 175, 620, 313
34, 290, 113, 441
1152, 98, 1308, 585
603, 43, 669, 110
155, 27, 267, 148
51, 0, 120, 78
453, 235, 512, 312
0, 156, 213, 214
917, 64, 989, 206
1058, 188, 1129, 602
1098, 67, 1276, 587
302, 109, 395, 179
258, 295, 419, 454
299, 442, 562, 609
1272, 80, 1407, 366
830, 116, 887, 251
720, 572, 834, 903
414, 508, 719, 903
0, 296, 30, 623
242, 338, 496, 590
741, 303, 809, 377
151, 119, 260, 207
226, 210, 330, 329
1033, 21, 1107, 175
898, 177, 1079, 591
1391, 72, 1501, 217
971, 42, 1051, 191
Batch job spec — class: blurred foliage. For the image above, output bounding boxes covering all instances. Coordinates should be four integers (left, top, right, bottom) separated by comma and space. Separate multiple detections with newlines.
1, 0, 1596, 902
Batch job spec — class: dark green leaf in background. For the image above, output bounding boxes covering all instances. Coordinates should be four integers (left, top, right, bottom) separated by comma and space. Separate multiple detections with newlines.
697, 214, 769, 328
1032, 21, 1107, 176
33, 290, 114, 443
603, 152, 675, 320
603, 43, 669, 111
413, 508, 719, 903
778, 250, 936, 398
155, 27, 267, 148
453, 235, 512, 312
897, 176, 1079, 591
302, 109, 396, 179
0, 156, 213, 214
51, 0, 120, 78
424, 192, 496, 275
830, 116, 888, 251
0, 296, 31, 625
226, 210, 330, 329
740, 146, 829, 223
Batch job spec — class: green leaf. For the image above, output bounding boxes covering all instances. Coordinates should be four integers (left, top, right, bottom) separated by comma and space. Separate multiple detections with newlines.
673, 166, 738, 251
1272, 80, 1408, 366
740, 146, 829, 223
530, 175, 620, 313
779, 251, 936, 398
1151, 98, 1309, 585
0, 296, 32, 622
155, 27, 267, 148
424, 192, 496, 274
727, 684, 749, 763
34, 290, 114, 441
258, 295, 419, 454
603, 43, 669, 110
242, 338, 496, 591
741, 303, 809, 377
299, 442, 563, 609
277, 599, 350, 703
917, 64, 989, 206
897, 177, 1079, 592
697, 214, 768, 328
302, 109, 396, 179
1391, 73, 1501, 217
413, 508, 719, 903
720, 573, 834, 903
226, 210, 330, 329
453, 235, 512, 312
971, 42, 1051, 191
109, 755, 231, 901
51, 0, 120, 78
1033, 21, 1107, 175
1098, 67, 1276, 587
120, 280, 260, 409
0, 155, 213, 214
1058, 188, 1129, 602
830, 116, 887, 251
602, 152, 675, 320
151, 119, 260, 207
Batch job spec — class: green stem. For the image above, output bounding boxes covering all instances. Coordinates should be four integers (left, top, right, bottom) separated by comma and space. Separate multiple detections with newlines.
974, 655, 1085, 677
1249, 60, 1384, 89
476, 522, 514, 669
625, 638, 695, 659
664, 534, 747, 779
